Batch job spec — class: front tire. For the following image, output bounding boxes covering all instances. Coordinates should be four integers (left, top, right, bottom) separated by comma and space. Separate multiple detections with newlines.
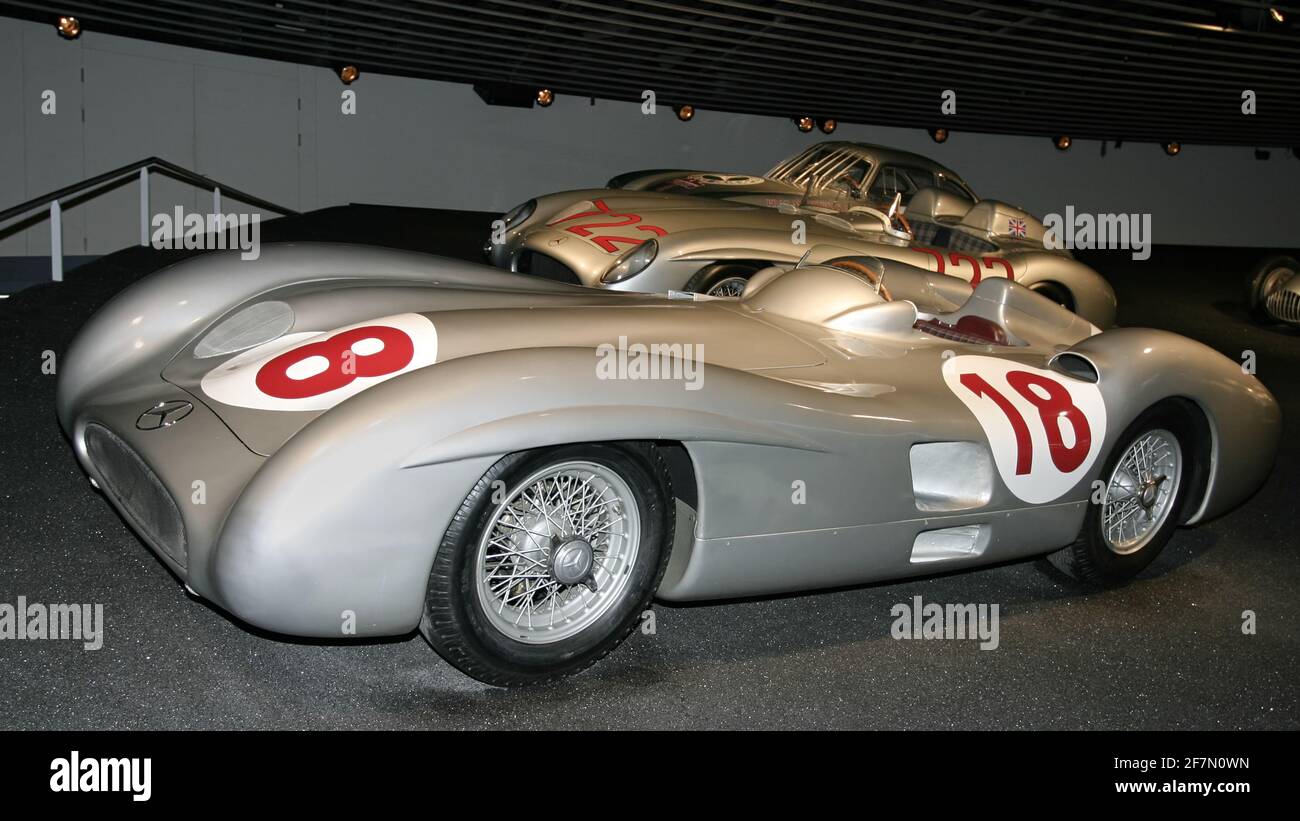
420, 443, 673, 686
1047, 403, 1194, 586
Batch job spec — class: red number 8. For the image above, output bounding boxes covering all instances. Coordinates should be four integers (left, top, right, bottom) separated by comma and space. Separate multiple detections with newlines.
256, 325, 414, 399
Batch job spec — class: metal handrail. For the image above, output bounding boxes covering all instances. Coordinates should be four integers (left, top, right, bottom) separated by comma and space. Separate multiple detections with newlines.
0, 156, 299, 282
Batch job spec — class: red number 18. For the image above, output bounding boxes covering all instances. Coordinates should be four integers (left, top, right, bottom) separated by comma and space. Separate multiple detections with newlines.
959, 370, 1091, 475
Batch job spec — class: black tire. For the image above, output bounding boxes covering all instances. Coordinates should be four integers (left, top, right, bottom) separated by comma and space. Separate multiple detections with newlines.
1029, 280, 1075, 312
682, 262, 761, 296
1246, 254, 1298, 320
420, 442, 673, 686
1046, 402, 1196, 587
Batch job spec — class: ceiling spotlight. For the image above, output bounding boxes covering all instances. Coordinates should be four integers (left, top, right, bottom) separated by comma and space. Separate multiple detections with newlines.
818, 118, 837, 134
675, 104, 695, 122
536, 88, 554, 107
928, 127, 949, 144
1269, 7, 1285, 23
56, 15, 81, 39
339, 65, 359, 84
1053, 135, 1072, 151
1163, 140, 1182, 156
795, 116, 815, 133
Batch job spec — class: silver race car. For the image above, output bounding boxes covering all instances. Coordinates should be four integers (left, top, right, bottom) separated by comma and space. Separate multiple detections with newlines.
59, 244, 1277, 685
486, 142, 1117, 327
1247, 254, 1300, 325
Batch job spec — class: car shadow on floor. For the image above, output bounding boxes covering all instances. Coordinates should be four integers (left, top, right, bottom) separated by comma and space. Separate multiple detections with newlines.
1214, 300, 1300, 336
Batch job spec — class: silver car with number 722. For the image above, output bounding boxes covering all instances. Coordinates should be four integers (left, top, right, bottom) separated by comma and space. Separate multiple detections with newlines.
486, 141, 1118, 328
58, 243, 1276, 685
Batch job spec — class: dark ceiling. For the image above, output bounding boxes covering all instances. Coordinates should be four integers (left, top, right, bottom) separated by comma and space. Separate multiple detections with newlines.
3, 1, 1298, 147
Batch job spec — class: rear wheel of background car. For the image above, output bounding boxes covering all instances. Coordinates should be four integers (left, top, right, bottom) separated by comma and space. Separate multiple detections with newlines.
1247, 254, 1298, 320
683, 262, 761, 297
1028, 280, 1075, 312
420, 443, 673, 686
1046, 402, 1194, 586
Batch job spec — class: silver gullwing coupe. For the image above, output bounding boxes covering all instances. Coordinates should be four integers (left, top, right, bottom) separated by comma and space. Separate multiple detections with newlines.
59, 243, 1277, 685
486, 141, 1118, 328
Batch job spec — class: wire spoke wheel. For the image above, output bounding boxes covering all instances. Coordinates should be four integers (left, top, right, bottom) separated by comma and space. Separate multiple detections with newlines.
1102, 429, 1182, 555
474, 460, 641, 644
705, 276, 750, 297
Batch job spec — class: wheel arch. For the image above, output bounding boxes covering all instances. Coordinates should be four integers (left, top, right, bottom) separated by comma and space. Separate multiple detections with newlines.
1146, 396, 1213, 525
1068, 328, 1280, 526
651, 440, 699, 510
1028, 279, 1077, 312
1019, 253, 1117, 328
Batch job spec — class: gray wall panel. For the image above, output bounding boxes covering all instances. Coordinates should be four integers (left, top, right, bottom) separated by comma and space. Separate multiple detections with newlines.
15, 24, 84, 256
313, 72, 440, 209
81, 46, 197, 253
195, 64, 299, 210
0, 21, 29, 256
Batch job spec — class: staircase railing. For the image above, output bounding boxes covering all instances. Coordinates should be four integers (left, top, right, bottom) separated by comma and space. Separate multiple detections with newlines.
0, 157, 299, 281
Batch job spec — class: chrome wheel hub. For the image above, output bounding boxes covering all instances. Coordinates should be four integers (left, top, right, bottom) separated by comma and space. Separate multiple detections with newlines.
1102, 429, 1182, 555
549, 537, 595, 587
706, 276, 749, 297
474, 460, 640, 644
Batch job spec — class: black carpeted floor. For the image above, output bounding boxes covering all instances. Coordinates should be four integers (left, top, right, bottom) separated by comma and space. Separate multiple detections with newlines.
1, 208, 1296, 729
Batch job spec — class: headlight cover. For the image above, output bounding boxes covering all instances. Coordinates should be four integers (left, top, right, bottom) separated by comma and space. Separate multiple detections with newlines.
194, 301, 295, 359
502, 198, 536, 228
602, 239, 659, 284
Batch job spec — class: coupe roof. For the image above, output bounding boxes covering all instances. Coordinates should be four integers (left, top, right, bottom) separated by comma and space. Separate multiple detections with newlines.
769, 141, 961, 177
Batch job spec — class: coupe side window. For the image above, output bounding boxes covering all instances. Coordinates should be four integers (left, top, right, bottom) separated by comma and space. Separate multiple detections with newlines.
898, 166, 936, 191
869, 165, 942, 206
870, 166, 912, 202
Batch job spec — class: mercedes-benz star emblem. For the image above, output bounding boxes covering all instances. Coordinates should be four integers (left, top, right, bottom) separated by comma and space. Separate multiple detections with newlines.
550, 538, 595, 586
136, 400, 193, 431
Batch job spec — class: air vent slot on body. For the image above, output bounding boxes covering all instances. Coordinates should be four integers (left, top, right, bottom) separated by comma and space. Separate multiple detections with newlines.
1049, 352, 1100, 383
910, 525, 990, 564
909, 441, 993, 512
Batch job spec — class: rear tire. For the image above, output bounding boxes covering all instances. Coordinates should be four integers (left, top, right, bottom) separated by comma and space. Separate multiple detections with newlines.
1247, 254, 1298, 320
683, 262, 761, 297
420, 443, 673, 686
1047, 403, 1194, 586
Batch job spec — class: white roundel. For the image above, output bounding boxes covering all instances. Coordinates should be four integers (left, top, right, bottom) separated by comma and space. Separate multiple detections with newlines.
942, 354, 1106, 504
200, 312, 438, 412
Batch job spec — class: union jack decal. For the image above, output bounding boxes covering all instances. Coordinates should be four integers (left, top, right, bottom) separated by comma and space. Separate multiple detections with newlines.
1008, 218, 1027, 239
